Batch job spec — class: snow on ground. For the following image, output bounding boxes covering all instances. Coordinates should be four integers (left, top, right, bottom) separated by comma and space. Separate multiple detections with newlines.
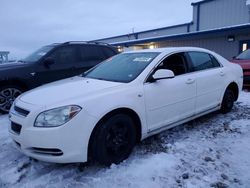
0, 92, 250, 188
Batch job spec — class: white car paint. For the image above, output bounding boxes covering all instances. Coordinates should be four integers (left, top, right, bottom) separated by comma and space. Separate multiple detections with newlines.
9, 47, 243, 163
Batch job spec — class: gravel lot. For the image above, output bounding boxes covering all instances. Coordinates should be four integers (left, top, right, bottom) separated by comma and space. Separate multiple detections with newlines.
0, 91, 250, 188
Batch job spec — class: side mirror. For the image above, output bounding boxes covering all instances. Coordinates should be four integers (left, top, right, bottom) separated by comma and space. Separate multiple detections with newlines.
43, 58, 55, 67
152, 69, 175, 81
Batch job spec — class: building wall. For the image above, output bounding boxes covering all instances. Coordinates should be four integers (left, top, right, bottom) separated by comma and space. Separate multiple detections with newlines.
189, 5, 198, 32
157, 33, 250, 59
198, 0, 249, 31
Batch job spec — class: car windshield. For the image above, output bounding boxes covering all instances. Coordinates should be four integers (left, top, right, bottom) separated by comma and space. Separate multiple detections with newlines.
22, 46, 54, 62
236, 49, 250, 60
84, 52, 159, 83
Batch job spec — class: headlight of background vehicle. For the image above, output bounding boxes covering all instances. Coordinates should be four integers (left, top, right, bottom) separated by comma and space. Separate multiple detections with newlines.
34, 105, 81, 127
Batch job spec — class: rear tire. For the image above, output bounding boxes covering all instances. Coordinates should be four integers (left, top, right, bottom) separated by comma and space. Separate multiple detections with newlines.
0, 85, 23, 114
91, 114, 136, 166
220, 89, 235, 114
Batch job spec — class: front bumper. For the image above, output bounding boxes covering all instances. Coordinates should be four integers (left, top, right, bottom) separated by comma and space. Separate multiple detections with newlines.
9, 100, 97, 163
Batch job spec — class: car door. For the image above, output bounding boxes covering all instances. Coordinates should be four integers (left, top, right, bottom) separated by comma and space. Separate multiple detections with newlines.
144, 52, 196, 132
187, 51, 225, 114
35, 45, 78, 85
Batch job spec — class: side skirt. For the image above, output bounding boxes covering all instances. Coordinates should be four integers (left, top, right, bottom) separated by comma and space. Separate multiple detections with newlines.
143, 106, 220, 139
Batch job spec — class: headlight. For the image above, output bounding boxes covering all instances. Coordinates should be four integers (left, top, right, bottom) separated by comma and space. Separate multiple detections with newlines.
34, 105, 81, 127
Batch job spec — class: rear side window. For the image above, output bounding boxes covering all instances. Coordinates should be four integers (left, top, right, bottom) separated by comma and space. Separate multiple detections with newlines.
188, 52, 220, 72
102, 47, 117, 58
80, 45, 106, 61
49, 46, 76, 64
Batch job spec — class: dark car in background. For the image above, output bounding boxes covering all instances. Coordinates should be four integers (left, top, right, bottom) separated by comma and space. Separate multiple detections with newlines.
231, 49, 250, 88
0, 41, 118, 113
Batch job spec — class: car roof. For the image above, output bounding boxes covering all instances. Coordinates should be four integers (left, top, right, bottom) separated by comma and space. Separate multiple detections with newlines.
48, 41, 116, 48
123, 47, 212, 54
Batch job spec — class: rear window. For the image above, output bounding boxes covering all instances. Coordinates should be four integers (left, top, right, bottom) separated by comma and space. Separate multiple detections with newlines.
102, 47, 117, 58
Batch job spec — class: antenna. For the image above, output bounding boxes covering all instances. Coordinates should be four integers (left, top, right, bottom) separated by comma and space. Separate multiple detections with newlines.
132, 27, 135, 34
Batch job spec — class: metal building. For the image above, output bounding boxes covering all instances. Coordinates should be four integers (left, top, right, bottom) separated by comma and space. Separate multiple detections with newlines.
95, 0, 250, 59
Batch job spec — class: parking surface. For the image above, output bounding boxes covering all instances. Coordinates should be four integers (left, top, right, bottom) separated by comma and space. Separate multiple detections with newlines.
0, 92, 250, 188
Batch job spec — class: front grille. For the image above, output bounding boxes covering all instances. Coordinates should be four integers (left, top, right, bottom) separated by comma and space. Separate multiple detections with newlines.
14, 105, 30, 117
11, 122, 22, 135
30, 147, 63, 156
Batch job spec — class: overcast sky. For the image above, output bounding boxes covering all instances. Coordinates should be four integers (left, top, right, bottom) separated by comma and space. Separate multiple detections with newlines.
0, 0, 200, 59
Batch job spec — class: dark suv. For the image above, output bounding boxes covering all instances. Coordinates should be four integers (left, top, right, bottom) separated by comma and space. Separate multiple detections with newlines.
0, 41, 118, 113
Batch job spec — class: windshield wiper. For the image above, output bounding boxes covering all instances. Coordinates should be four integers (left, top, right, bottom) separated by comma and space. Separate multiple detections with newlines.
93, 78, 106, 81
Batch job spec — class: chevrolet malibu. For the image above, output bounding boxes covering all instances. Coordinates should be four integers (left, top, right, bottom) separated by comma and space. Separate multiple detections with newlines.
9, 47, 243, 165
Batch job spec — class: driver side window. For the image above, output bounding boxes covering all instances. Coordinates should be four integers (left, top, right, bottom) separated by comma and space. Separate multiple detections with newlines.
158, 53, 189, 76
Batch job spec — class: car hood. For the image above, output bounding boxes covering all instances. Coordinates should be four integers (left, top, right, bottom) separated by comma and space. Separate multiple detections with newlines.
0, 61, 25, 70
19, 76, 123, 106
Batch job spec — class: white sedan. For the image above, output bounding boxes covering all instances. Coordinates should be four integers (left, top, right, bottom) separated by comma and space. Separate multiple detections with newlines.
9, 47, 243, 165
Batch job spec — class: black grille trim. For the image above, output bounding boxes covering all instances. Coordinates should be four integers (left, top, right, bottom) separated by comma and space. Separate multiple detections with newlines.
11, 122, 22, 135
14, 106, 30, 117
30, 147, 63, 156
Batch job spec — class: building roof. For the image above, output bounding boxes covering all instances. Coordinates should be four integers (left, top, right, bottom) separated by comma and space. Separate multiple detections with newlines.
110, 23, 250, 46
191, 0, 216, 6
93, 22, 192, 42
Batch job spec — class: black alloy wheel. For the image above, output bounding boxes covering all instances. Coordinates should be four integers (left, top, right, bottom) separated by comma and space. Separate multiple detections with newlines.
220, 89, 235, 114
91, 114, 136, 165
0, 86, 22, 113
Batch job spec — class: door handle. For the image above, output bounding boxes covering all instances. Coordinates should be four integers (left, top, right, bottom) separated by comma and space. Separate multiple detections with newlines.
220, 71, 225, 76
186, 78, 195, 84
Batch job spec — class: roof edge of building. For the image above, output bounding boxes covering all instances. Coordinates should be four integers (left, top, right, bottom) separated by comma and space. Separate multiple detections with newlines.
191, 0, 216, 6
92, 22, 193, 42
111, 23, 250, 46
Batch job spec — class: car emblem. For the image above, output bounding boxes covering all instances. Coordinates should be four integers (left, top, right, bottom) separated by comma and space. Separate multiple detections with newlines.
30, 72, 36, 76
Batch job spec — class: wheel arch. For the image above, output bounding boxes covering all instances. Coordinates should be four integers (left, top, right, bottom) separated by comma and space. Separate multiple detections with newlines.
87, 107, 142, 161
0, 79, 28, 91
226, 82, 239, 101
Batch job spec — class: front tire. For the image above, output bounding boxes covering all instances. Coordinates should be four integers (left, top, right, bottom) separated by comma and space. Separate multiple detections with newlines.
220, 89, 235, 114
0, 85, 23, 113
91, 114, 136, 165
